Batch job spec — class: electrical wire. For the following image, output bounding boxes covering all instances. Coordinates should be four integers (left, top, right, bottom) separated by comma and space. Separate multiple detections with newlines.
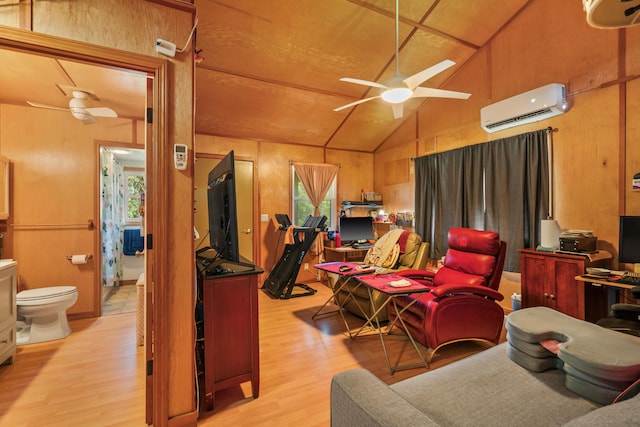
195, 229, 210, 251
176, 16, 198, 53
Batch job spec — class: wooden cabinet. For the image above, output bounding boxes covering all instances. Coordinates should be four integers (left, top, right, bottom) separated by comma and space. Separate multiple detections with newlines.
520, 249, 609, 321
197, 266, 263, 411
0, 260, 17, 366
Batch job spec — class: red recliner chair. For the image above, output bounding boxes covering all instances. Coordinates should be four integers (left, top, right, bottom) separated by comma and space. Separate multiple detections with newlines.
388, 228, 506, 361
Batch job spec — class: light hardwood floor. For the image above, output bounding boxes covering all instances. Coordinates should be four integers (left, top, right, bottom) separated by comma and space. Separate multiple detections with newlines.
0, 282, 499, 426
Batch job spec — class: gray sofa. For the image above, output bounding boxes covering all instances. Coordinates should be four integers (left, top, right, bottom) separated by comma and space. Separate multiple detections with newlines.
331, 341, 640, 427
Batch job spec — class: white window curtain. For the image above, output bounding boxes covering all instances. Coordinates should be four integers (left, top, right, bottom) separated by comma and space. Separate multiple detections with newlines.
292, 162, 339, 257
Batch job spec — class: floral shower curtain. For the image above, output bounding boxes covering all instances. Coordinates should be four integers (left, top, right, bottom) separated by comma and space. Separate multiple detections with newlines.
100, 150, 125, 287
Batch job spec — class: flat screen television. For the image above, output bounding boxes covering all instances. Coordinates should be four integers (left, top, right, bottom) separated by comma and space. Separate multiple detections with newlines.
619, 215, 640, 264
339, 216, 374, 244
207, 151, 240, 263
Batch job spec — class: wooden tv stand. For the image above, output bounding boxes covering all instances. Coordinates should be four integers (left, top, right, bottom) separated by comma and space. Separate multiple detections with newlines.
196, 261, 264, 411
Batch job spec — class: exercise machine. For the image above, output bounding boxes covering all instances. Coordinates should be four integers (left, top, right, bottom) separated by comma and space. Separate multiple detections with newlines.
263, 215, 327, 299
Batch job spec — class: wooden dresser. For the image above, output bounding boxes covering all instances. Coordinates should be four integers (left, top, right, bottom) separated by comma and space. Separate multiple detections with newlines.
196, 262, 263, 411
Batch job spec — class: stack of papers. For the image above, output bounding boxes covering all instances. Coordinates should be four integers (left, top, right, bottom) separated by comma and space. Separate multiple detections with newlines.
388, 279, 412, 288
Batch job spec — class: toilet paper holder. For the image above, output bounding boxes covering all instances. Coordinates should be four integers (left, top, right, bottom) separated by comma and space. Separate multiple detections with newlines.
66, 254, 93, 262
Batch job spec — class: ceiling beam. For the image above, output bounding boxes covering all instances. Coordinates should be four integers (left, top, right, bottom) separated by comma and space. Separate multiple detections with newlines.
346, 0, 481, 51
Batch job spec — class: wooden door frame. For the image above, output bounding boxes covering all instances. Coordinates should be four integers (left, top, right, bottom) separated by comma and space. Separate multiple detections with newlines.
0, 26, 171, 425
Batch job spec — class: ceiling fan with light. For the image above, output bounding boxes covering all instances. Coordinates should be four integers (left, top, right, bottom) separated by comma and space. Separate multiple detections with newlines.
335, 0, 471, 119
27, 84, 118, 125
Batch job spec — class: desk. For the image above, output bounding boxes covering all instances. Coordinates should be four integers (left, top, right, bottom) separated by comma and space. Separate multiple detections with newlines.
324, 246, 369, 263
575, 274, 637, 290
575, 274, 638, 319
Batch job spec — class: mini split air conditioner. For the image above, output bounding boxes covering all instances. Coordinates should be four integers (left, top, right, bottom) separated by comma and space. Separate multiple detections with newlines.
480, 83, 568, 133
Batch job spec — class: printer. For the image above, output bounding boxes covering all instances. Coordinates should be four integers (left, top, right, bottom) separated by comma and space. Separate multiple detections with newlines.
559, 230, 597, 253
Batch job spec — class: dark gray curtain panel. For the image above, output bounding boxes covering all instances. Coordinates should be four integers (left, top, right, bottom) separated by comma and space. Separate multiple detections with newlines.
484, 131, 549, 271
415, 149, 465, 258
414, 129, 549, 272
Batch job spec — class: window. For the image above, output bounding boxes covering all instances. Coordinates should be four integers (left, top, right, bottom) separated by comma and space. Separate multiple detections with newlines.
124, 168, 145, 223
292, 170, 336, 229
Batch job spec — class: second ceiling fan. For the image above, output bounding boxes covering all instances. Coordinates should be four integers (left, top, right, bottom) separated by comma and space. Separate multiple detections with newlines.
27, 84, 118, 125
335, 0, 471, 119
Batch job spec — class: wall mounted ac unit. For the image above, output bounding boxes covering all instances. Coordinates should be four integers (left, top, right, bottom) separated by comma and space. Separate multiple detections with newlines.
480, 83, 568, 133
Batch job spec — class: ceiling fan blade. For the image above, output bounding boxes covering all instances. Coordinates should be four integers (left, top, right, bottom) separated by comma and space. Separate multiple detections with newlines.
80, 114, 98, 125
403, 59, 456, 90
392, 103, 403, 119
339, 77, 387, 89
26, 101, 69, 112
412, 87, 471, 100
85, 107, 118, 118
334, 96, 381, 112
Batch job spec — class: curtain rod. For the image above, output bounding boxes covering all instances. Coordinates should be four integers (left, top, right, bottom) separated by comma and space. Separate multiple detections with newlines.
410, 126, 557, 161
289, 160, 341, 167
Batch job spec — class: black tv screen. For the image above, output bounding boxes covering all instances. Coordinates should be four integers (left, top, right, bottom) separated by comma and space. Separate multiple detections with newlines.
619, 215, 640, 264
207, 151, 240, 263
339, 216, 374, 243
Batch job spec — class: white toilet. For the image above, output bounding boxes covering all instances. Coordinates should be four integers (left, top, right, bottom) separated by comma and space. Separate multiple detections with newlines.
16, 286, 78, 345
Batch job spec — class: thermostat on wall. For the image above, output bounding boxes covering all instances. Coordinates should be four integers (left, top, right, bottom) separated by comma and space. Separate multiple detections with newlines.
174, 144, 188, 170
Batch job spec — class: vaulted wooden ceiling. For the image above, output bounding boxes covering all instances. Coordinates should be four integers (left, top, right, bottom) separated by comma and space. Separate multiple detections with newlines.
194, 0, 531, 152
0, 0, 532, 153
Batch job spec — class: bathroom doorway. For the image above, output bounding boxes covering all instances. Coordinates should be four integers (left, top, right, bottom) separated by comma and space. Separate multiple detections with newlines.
99, 146, 146, 316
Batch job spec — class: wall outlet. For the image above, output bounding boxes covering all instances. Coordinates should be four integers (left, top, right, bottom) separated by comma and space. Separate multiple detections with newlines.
304, 263, 309, 271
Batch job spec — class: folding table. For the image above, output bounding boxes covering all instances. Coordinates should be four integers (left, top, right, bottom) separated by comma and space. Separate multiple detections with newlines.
312, 262, 431, 374
354, 273, 432, 374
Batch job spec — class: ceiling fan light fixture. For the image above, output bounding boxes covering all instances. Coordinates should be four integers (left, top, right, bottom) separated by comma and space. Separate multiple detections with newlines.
70, 109, 92, 121
333, 0, 470, 115
68, 97, 89, 120
381, 87, 413, 104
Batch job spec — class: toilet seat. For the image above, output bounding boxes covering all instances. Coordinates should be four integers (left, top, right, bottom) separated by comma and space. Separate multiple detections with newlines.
17, 286, 78, 305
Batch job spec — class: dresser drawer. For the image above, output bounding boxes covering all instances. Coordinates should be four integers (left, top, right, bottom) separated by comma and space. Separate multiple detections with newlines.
0, 323, 16, 365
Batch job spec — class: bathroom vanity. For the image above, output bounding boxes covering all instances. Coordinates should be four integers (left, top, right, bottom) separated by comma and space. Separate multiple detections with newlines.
0, 259, 17, 365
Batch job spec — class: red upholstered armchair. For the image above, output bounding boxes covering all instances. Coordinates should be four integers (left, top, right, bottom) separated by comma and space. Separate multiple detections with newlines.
388, 228, 506, 361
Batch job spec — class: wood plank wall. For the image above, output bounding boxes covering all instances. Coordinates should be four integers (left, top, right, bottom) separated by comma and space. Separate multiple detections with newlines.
0, 1, 196, 425
1, 0, 640, 425
375, 0, 640, 273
